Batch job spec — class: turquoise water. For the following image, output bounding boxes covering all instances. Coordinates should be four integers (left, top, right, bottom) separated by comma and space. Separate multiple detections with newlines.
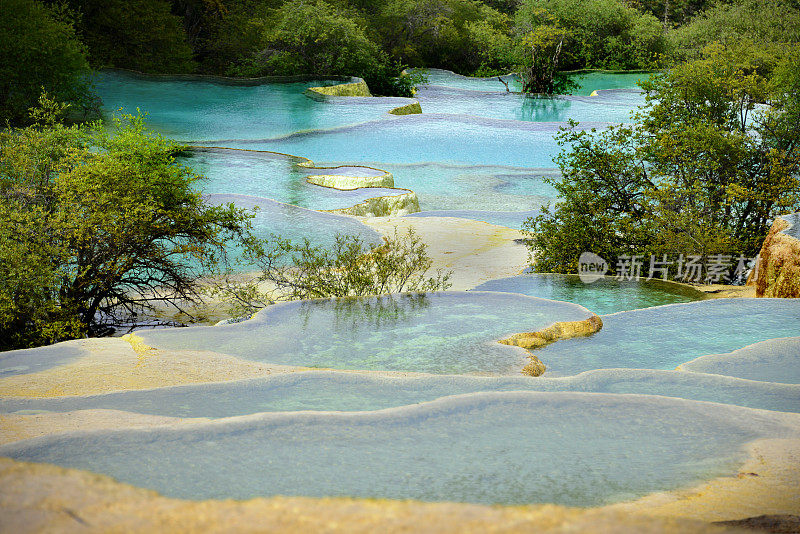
474, 274, 706, 315
217, 116, 584, 167
2, 392, 793, 505
4, 367, 799, 416
531, 299, 800, 377
682, 337, 800, 385
185, 148, 406, 211
358, 162, 559, 212
139, 292, 593, 375
90, 70, 650, 238
93, 72, 411, 142
417, 86, 640, 123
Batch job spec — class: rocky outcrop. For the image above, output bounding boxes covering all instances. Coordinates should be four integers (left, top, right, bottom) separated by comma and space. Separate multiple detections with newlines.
303, 80, 372, 99
328, 190, 420, 217
499, 314, 603, 351
499, 314, 603, 376
751, 214, 800, 298
521, 355, 547, 377
389, 102, 422, 115
306, 171, 394, 190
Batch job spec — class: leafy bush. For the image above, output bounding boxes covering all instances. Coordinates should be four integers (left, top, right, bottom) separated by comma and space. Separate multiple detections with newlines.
233, 0, 382, 77
0, 0, 95, 124
668, 0, 800, 74
212, 229, 452, 318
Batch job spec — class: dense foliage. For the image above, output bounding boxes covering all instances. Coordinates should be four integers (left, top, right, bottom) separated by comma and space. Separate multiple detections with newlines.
60, 0, 196, 73
0, 0, 95, 123
524, 44, 800, 277
0, 97, 251, 349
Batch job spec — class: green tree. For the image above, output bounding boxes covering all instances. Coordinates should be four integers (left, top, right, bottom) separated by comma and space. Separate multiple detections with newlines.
512, 8, 576, 93
375, 0, 508, 73
59, 0, 196, 73
236, 0, 382, 77
524, 44, 800, 278
515, 0, 666, 70
0, 0, 95, 123
0, 96, 251, 348
669, 0, 800, 70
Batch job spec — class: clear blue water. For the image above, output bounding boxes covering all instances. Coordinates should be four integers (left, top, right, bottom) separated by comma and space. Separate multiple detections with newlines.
211, 115, 609, 168
356, 162, 559, 212
531, 299, 800, 377
93, 71, 412, 142
474, 274, 706, 315
3, 392, 793, 506
416, 85, 640, 124
204, 194, 382, 257
420, 69, 651, 97
139, 292, 593, 375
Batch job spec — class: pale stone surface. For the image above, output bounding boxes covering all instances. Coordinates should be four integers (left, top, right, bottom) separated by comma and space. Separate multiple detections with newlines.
306, 171, 394, 189
0, 410, 209, 446
360, 216, 529, 291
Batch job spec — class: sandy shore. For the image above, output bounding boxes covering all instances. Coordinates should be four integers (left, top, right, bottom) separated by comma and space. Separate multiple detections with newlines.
360, 216, 530, 291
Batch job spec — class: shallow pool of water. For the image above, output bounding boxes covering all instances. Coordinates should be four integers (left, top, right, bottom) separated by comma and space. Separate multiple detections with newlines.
532, 299, 800, 377
474, 274, 705, 315
185, 148, 406, 211
681, 337, 800, 384
94, 71, 410, 142
138, 292, 593, 375
4, 366, 798, 416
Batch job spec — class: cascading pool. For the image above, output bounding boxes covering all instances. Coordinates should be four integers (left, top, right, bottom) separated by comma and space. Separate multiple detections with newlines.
3, 69, 798, 513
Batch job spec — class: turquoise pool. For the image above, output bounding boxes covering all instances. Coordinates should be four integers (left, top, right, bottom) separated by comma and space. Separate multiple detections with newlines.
138, 292, 594, 375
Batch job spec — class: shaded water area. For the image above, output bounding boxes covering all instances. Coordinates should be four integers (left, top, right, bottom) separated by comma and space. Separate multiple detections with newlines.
530, 299, 800, 377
